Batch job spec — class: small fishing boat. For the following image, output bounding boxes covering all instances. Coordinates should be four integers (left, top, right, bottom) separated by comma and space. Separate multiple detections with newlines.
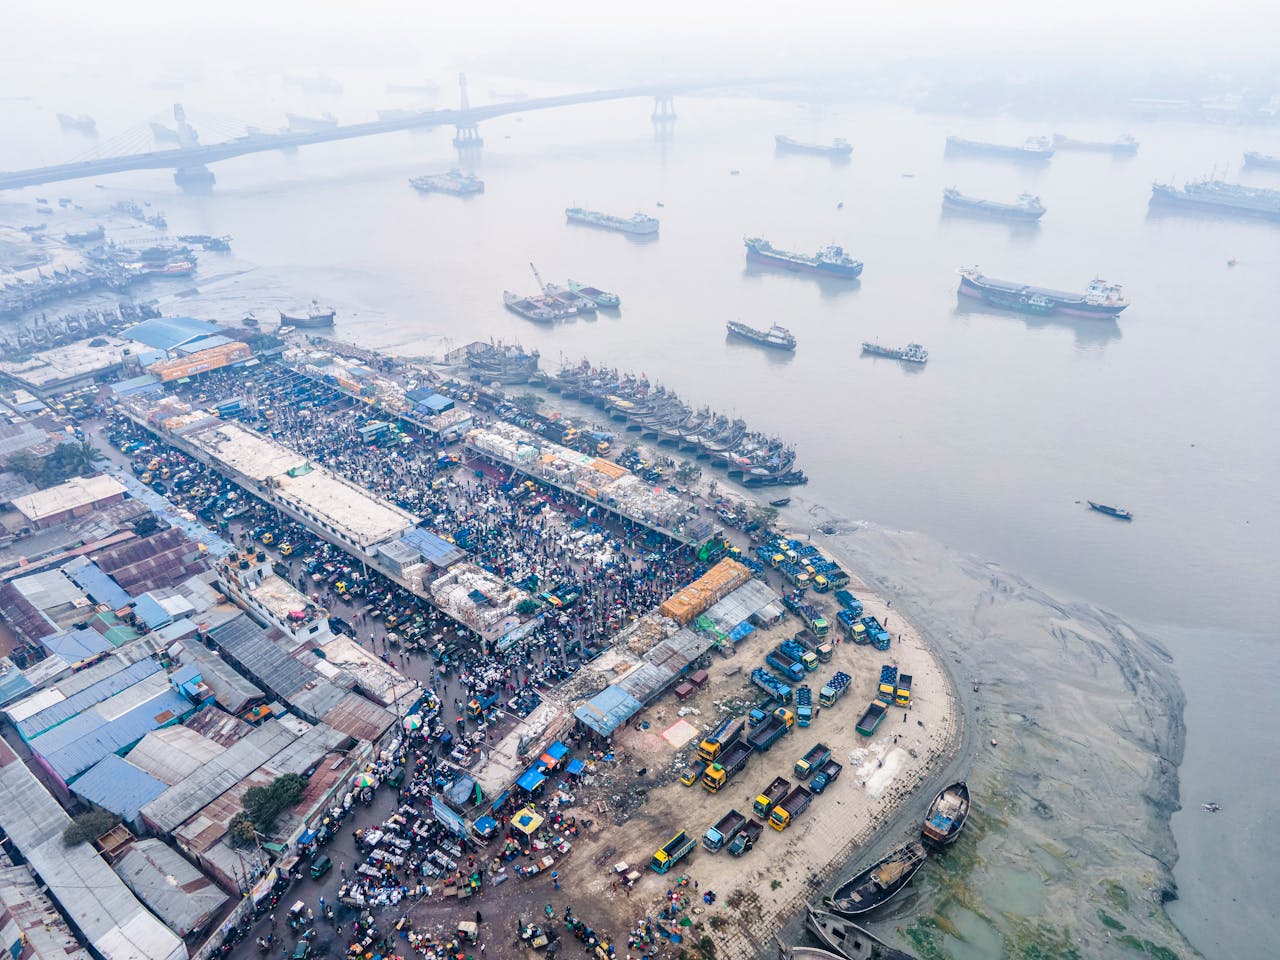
769, 497, 791, 508
921, 781, 970, 847
1203, 802, 1221, 813
826, 841, 927, 916
805, 905, 918, 960
776, 940, 847, 960
1088, 501, 1133, 521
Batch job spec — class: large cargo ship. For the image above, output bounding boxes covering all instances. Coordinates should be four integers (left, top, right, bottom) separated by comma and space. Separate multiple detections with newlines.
942, 187, 1045, 222
726, 321, 796, 351
1150, 179, 1280, 221
1243, 151, 1280, 170
775, 135, 853, 157
744, 237, 863, 279
1053, 133, 1139, 155
957, 267, 1128, 317
945, 135, 1054, 162
565, 208, 659, 236
861, 341, 927, 364
409, 169, 484, 195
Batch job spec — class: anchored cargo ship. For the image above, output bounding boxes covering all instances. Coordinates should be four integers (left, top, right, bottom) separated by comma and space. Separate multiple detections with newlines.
1243, 151, 1280, 170
1053, 133, 1139, 155
56, 113, 97, 134
957, 267, 1128, 317
945, 135, 1054, 162
726, 321, 796, 351
744, 237, 863, 279
1088, 501, 1133, 520
565, 207, 659, 236
861, 341, 927, 364
775, 135, 853, 157
942, 187, 1045, 222
278, 300, 336, 327
1149, 179, 1280, 221
567, 280, 620, 308
409, 169, 484, 195
503, 291, 580, 323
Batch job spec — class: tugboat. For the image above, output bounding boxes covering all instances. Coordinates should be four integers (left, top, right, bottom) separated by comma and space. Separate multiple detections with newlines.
278, 301, 336, 327
726, 320, 797, 351
861, 341, 928, 364
1087, 501, 1133, 521
921, 781, 971, 847
826, 841, 927, 916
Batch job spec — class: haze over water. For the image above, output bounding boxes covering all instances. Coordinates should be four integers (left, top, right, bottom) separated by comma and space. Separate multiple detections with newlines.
2, 42, 1278, 958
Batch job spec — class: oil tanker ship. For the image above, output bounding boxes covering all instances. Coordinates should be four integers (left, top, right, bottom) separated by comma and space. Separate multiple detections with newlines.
957, 267, 1128, 317
744, 237, 863, 279
1149, 179, 1280, 221
945, 135, 1054, 162
565, 208, 659, 236
1243, 151, 1280, 170
1053, 133, 1139, 155
942, 188, 1045, 222
775, 134, 853, 157
726, 321, 796, 351
861, 341, 927, 364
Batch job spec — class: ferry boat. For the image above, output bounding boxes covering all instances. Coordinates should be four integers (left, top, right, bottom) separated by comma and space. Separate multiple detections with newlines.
1053, 133, 1140, 155
567, 281, 621, 308
942, 187, 1045, 222
861, 341, 927, 364
775, 134, 853, 157
945, 135, 1054, 162
826, 841, 927, 916
278, 301, 336, 327
957, 267, 1128, 317
922, 780, 971, 846
565, 208, 659, 236
744, 237, 863, 279
1150, 179, 1280, 222
726, 320, 796, 351
1088, 501, 1133, 520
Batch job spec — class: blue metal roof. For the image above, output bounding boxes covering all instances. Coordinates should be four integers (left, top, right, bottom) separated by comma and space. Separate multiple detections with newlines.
133, 593, 172, 630
109, 374, 163, 397
41, 628, 113, 662
62, 558, 131, 610
405, 387, 435, 403
0, 670, 33, 708
124, 317, 220, 351
16, 658, 162, 740
399, 528, 466, 568
71, 754, 168, 821
175, 334, 233, 355
573, 686, 643, 737
36, 689, 193, 783
421, 394, 454, 413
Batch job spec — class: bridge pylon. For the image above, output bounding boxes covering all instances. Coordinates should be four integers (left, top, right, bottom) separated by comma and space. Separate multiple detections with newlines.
651, 94, 677, 124
174, 165, 215, 193
453, 72, 484, 150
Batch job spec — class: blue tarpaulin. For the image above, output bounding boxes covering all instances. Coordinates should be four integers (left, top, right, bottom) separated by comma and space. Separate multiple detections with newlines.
473, 815, 497, 838
516, 768, 546, 792
730, 622, 755, 642
565, 758, 586, 776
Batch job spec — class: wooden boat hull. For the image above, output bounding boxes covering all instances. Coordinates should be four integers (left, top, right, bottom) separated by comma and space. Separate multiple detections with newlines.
805, 905, 917, 960
921, 780, 970, 847
827, 841, 927, 916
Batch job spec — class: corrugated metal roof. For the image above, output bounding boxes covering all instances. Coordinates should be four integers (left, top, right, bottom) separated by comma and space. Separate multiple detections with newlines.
261, 722, 347, 776
13, 658, 161, 740
322, 693, 395, 743
208, 615, 316, 698
174, 334, 233, 356
573, 686, 643, 737
398, 527, 467, 568
141, 719, 298, 833
70, 754, 168, 821
132, 593, 172, 630
109, 373, 162, 397
62, 556, 132, 610
0, 663, 34, 708
115, 838, 228, 937
703, 579, 778, 632
178, 647, 262, 713
124, 316, 220, 351
125, 726, 226, 785
40, 627, 113, 663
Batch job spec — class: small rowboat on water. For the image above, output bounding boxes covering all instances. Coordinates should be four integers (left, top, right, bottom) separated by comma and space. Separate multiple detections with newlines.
826, 841, 927, 916
921, 780, 970, 847
776, 940, 846, 960
805, 905, 918, 959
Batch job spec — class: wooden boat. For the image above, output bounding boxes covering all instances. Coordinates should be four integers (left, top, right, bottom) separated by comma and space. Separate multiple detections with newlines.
769, 496, 791, 507
805, 905, 918, 959
776, 940, 846, 960
921, 780, 970, 847
826, 841, 927, 916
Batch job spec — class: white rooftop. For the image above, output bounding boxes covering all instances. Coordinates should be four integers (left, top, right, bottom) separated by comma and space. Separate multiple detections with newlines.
0, 336, 128, 388
10, 474, 126, 523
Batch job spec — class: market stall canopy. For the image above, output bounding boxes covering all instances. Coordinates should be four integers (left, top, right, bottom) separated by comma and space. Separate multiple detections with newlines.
512, 807, 544, 835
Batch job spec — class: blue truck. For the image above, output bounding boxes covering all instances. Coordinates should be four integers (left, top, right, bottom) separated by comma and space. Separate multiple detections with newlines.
861, 616, 892, 651
795, 686, 814, 727
745, 709, 794, 752
750, 668, 792, 705
767, 646, 806, 682
834, 590, 863, 617
811, 758, 843, 794
780, 639, 819, 673
818, 672, 852, 707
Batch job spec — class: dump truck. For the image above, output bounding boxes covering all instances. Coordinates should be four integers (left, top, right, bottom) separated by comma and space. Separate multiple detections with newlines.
795, 631, 834, 664
698, 717, 745, 764
752, 776, 791, 819
702, 809, 747, 852
794, 742, 832, 780
780, 638, 819, 673
818, 671, 852, 707
856, 700, 887, 736
766, 646, 806, 683
795, 686, 814, 727
650, 832, 696, 873
833, 589, 860, 613
750, 667, 792, 705
727, 819, 764, 857
877, 665, 899, 704
745, 709, 794, 753
895, 674, 913, 707
811, 758, 843, 795
862, 615, 892, 650
837, 610, 868, 644
679, 760, 707, 786
702, 741, 753, 793
768, 785, 813, 831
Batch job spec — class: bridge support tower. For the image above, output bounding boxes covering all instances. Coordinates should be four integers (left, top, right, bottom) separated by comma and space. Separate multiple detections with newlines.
453, 73, 484, 151
174, 166, 215, 193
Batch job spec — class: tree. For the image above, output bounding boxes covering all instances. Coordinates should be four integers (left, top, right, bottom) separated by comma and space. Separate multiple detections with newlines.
63, 809, 119, 846
513, 393, 543, 414
516, 598, 540, 616
228, 811, 258, 848
241, 773, 307, 833
7, 440, 106, 490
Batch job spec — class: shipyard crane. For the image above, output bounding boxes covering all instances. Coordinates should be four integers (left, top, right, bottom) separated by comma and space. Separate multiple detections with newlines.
529, 262, 549, 294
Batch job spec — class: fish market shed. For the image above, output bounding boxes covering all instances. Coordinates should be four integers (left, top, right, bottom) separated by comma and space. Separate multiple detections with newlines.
658, 559, 751, 625
115, 838, 228, 937
702, 579, 779, 634
574, 686, 644, 738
